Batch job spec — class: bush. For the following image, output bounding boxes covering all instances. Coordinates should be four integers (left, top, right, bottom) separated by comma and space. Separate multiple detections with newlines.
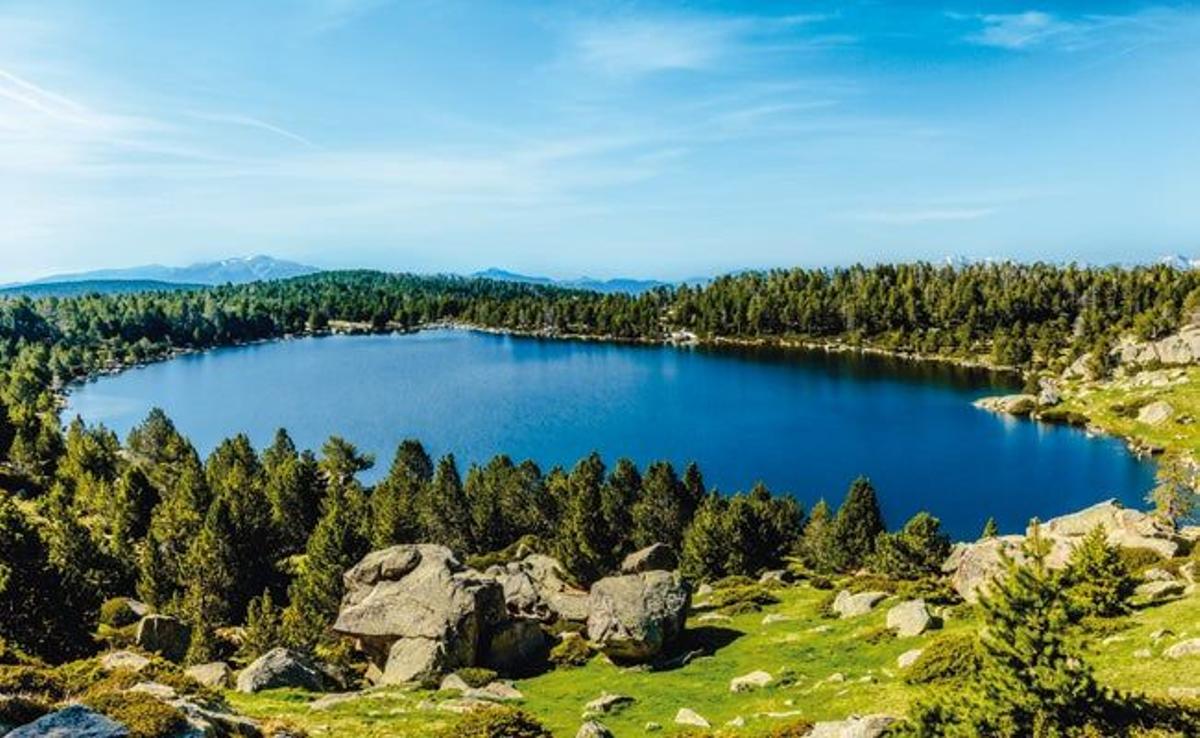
0, 665, 64, 700
0, 637, 41, 667
1118, 547, 1166, 575
904, 633, 982, 685
442, 707, 552, 738
548, 636, 594, 668
85, 691, 188, 738
762, 719, 816, 737
0, 694, 50, 727
861, 626, 895, 645
454, 667, 498, 688
710, 575, 757, 590
706, 584, 780, 614
99, 598, 144, 629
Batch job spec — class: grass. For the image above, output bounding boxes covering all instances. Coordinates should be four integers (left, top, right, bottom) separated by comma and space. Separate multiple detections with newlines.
1054, 367, 1200, 458
228, 586, 1200, 737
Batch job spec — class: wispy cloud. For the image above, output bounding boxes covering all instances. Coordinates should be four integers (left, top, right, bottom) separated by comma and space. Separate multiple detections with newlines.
571, 17, 747, 77
191, 112, 315, 148
854, 207, 997, 225
955, 8, 1181, 52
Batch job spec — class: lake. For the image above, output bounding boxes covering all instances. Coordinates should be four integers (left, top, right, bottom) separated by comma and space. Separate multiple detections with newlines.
66, 329, 1154, 540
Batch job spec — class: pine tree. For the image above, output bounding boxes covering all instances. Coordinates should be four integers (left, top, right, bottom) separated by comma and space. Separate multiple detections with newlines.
282, 483, 369, 651
872, 512, 951, 580
553, 454, 610, 583
682, 462, 706, 513
1064, 525, 1135, 619
680, 494, 730, 581
599, 457, 640, 565
982, 517, 1000, 539
830, 477, 885, 572
205, 435, 277, 618
241, 589, 282, 661
419, 454, 475, 554
180, 498, 237, 664
631, 461, 691, 550
797, 499, 837, 573
1148, 456, 1198, 525
371, 439, 433, 547
267, 449, 323, 556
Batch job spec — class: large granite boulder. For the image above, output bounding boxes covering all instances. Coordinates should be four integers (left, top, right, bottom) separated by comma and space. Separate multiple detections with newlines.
7, 706, 128, 738
236, 647, 331, 693
485, 618, 549, 674
333, 545, 506, 684
185, 661, 233, 689
832, 590, 887, 618
943, 534, 1073, 604
1035, 499, 1181, 558
1117, 325, 1200, 367
587, 571, 690, 663
886, 600, 932, 637
486, 553, 589, 623
134, 614, 191, 663
620, 544, 678, 574
808, 715, 896, 738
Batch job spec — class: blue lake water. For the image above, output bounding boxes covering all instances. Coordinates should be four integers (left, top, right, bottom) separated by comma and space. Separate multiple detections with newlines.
66, 329, 1154, 539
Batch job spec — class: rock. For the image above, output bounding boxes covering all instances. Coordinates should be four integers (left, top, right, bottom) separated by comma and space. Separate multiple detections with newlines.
584, 693, 635, 716
674, 708, 710, 728
759, 569, 792, 585
576, 721, 614, 738
587, 570, 690, 663
1181, 561, 1197, 584
437, 698, 495, 714
886, 600, 932, 637
1037, 499, 1181, 559
1143, 568, 1175, 582
761, 613, 795, 625
7, 705, 129, 738
487, 554, 590, 623
333, 544, 506, 684
485, 618, 548, 673
236, 647, 331, 693
832, 590, 887, 618
134, 614, 191, 663
644, 722, 663, 732
1116, 325, 1200, 367
99, 650, 151, 672
696, 583, 714, 598
620, 544, 678, 574
727, 716, 746, 727
1151, 628, 1174, 641
897, 649, 923, 669
129, 681, 177, 700
695, 613, 731, 623
1133, 648, 1152, 659
1135, 581, 1185, 600
730, 670, 773, 692
1138, 401, 1174, 425
974, 394, 1037, 416
439, 673, 471, 692
185, 661, 233, 689
464, 681, 524, 702
808, 714, 896, 738
1165, 639, 1200, 659
1037, 378, 1062, 406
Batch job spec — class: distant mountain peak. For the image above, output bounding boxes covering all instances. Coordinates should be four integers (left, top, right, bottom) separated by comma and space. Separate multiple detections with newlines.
470, 267, 680, 295
1159, 254, 1200, 270
21, 255, 321, 287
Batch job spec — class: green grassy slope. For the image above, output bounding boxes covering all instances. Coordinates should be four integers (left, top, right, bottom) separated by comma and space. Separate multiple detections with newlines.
229, 585, 1200, 737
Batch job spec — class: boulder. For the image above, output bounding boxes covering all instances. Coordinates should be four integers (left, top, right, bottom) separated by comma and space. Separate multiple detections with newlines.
1117, 326, 1200, 367
485, 619, 548, 673
576, 721, 614, 738
185, 661, 233, 689
99, 650, 151, 673
943, 534, 1073, 603
674, 708, 710, 728
762, 613, 795, 625
487, 554, 590, 623
134, 614, 191, 663
584, 693, 635, 716
808, 715, 896, 738
973, 394, 1036, 416
1037, 378, 1062, 407
886, 600, 932, 638
729, 670, 773, 693
1165, 639, 1200, 660
587, 571, 690, 663
1135, 581, 1185, 601
897, 649, 923, 669
1036, 499, 1181, 559
620, 544, 678, 574
333, 545, 506, 684
832, 590, 886, 618
463, 681, 524, 703
439, 673, 471, 693
236, 647, 331, 693
7, 706, 128, 738
759, 569, 792, 585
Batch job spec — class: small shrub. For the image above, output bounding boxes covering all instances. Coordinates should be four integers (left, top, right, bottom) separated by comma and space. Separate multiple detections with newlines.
442, 707, 552, 738
454, 667, 498, 688
466, 535, 550, 573
861, 625, 895, 645
894, 577, 958, 606
0, 637, 41, 667
904, 632, 982, 685
808, 575, 834, 590
707, 584, 780, 611
1118, 547, 1166, 575
99, 598, 144, 629
0, 665, 64, 700
844, 574, 900, 595
96, 623, 139, 651
816, 591, 839, 619
548, 636, 594, 668
762, 719, 816, 737
1079, 616, 1135, 640
85, 691, 188, 738
710, 575, 757, 590
717, 600, 765, 616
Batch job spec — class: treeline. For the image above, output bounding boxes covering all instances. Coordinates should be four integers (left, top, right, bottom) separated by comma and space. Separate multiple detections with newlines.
1, 406, 954, 666
3, 264, 1198, 488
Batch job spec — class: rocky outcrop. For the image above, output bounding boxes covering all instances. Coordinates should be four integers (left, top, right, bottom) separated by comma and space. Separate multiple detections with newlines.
587, 571, 690, 663
333, 545, 506, 684
1164, 639, 1200, 659
974, 394, 1037, 416
620, 544, 678, 574
674, 708, 710, 728
6, 706, 128, 738
576, 721, 614, 738
133, 614, 191, 663
236, 647, 332, 693
729, 670, 772, 692
1117, 325, 1200, 367
1035, 499, 1181, 559
832, 590, 886, 618
808, 714, 896, 738
185, 661, 233, 689
486, 553, 589, 623
886, 600, 932, 637
98, 650, 151, 673
584, 693, 635, 716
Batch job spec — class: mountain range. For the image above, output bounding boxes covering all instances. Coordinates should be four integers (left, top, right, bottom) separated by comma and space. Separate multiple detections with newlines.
471, 268, 701, 294
13, 255, 321, 288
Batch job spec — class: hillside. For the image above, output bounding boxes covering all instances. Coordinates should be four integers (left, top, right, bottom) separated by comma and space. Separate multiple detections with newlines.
9, 255, 319, 288
0, 279, 204, 298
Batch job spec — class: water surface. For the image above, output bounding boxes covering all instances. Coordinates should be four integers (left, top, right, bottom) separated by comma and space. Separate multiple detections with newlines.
67, 329, 1154, 539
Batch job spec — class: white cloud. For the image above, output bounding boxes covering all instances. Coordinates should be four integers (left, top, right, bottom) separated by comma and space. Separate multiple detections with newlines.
572, 17, 746, 77
190, 112, 315, 148
957, 8, 1186, 52
967, 11, 1072, 50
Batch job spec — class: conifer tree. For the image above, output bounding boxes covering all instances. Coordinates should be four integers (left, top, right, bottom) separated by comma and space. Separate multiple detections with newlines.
180, 498, 238, 664
267, 449, 323, 556
680, 494, 730, 581
206, 435, 276, 618
242, 589, 283, 661
797, 499, 837, 573
981, 516, 1000, 539
830, 477, 885, 572
631, 461, 691, 550
465, 457, 509, 553
1063, 525, 1135, 619
872, 512, 951, 580
599, 457, 641, 564
371, 439, 433, 547
553, 454, 610, 583
682, 462, 706, 512
419, 454, 475, 554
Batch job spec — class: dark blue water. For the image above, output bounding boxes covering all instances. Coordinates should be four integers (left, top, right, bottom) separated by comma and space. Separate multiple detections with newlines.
66, 329, 1154, 539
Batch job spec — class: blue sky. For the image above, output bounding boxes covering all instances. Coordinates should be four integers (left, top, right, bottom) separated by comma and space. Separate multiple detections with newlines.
1, 1, 1198, 280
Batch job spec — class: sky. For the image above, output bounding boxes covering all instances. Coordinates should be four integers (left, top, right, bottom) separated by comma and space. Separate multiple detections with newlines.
1, 1, 1198, 281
